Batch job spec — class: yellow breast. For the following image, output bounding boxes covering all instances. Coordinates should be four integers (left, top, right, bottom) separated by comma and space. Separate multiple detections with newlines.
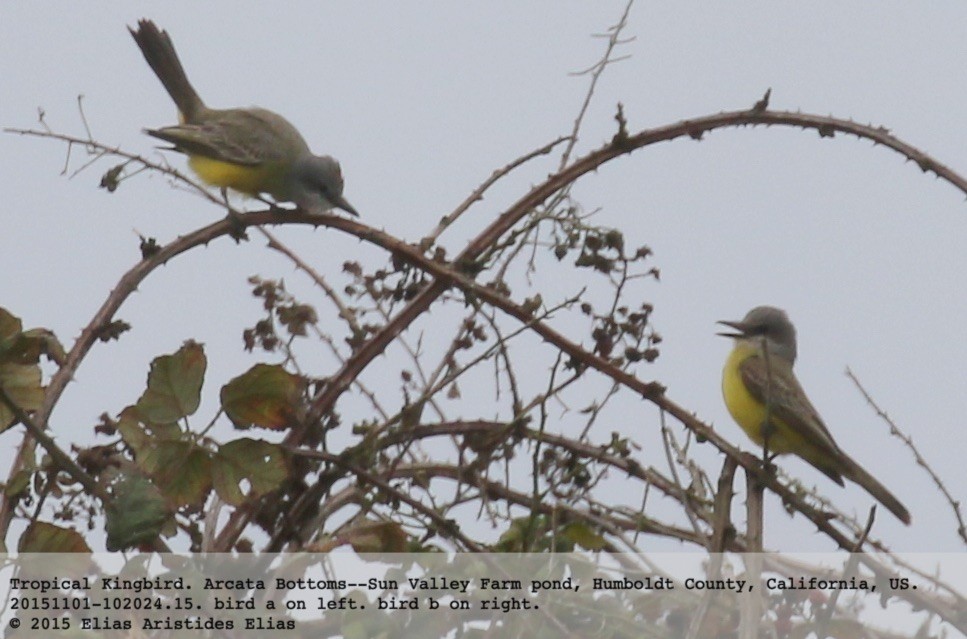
188, 156, 283, 197
721, 343, 770, 447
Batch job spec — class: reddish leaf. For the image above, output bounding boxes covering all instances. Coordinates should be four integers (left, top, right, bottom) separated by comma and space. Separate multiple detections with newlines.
220, 364, 305, 430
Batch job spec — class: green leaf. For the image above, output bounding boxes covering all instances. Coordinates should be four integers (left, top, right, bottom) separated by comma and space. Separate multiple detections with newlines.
117, 405, 183, 459
220, 363, 305, 430
22, 328, 67, 365
0, 360, 43, 432
0, 308, 45, 431
105, 475, 168, 551
561, 522, 607, 550
19, 521, 92, 553
135, 341, 206, 424
212, 438, 288, 506
0, 308, 21, 340
343, 520, 408, 553
116, 406, 149, 456
5, 469, 32, 498
139, 441, 213, 508
0, 328, 66, 366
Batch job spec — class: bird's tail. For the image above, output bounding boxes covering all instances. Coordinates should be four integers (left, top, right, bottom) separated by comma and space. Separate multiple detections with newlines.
840, 455, 911, 525
129, 19, 205, 121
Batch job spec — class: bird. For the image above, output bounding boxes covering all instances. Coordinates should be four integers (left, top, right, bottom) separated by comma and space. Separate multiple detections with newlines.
128, 19, 359, 217
718, 305, 911, 524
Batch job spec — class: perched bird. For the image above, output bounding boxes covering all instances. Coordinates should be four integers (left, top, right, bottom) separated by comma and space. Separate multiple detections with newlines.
718, 306, 911, 524
129, 19, 358, 217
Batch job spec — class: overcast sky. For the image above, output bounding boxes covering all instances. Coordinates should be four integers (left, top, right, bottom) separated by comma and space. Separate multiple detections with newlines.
2, 3, 966, 554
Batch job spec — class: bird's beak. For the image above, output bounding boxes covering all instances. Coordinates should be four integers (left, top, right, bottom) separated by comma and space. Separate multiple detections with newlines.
333, 194, 360, 218
716, 319, 749, 338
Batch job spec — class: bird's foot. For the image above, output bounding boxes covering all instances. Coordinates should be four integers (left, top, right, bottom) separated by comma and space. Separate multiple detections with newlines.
226, 211, 249, 242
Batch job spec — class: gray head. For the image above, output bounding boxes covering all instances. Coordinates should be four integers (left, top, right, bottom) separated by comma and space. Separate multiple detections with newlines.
717, 305, 798, 364
287, 154, 360, 217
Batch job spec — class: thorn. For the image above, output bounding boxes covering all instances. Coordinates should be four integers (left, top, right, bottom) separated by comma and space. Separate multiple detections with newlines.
751, 88, 772, 113
611, 102, 630, 147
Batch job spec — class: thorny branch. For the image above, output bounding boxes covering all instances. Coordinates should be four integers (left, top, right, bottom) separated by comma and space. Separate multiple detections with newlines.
5, 33, 966, 631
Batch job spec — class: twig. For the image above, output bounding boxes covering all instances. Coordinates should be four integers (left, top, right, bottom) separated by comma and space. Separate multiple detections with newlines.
0, 386, 105, 501
422, 136, 571, 245
560, 0, 636, 169
846, 367, 966, 545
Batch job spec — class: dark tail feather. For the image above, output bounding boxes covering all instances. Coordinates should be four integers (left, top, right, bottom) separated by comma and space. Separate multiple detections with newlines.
129, 19, 205, 121
841, 455, 912, 525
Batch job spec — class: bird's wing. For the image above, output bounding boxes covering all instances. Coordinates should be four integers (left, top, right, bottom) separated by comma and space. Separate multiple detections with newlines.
147, 109, 307, 166
740, 350, 912, 524
738, 353, 842, 456
147, 122, 263, 166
